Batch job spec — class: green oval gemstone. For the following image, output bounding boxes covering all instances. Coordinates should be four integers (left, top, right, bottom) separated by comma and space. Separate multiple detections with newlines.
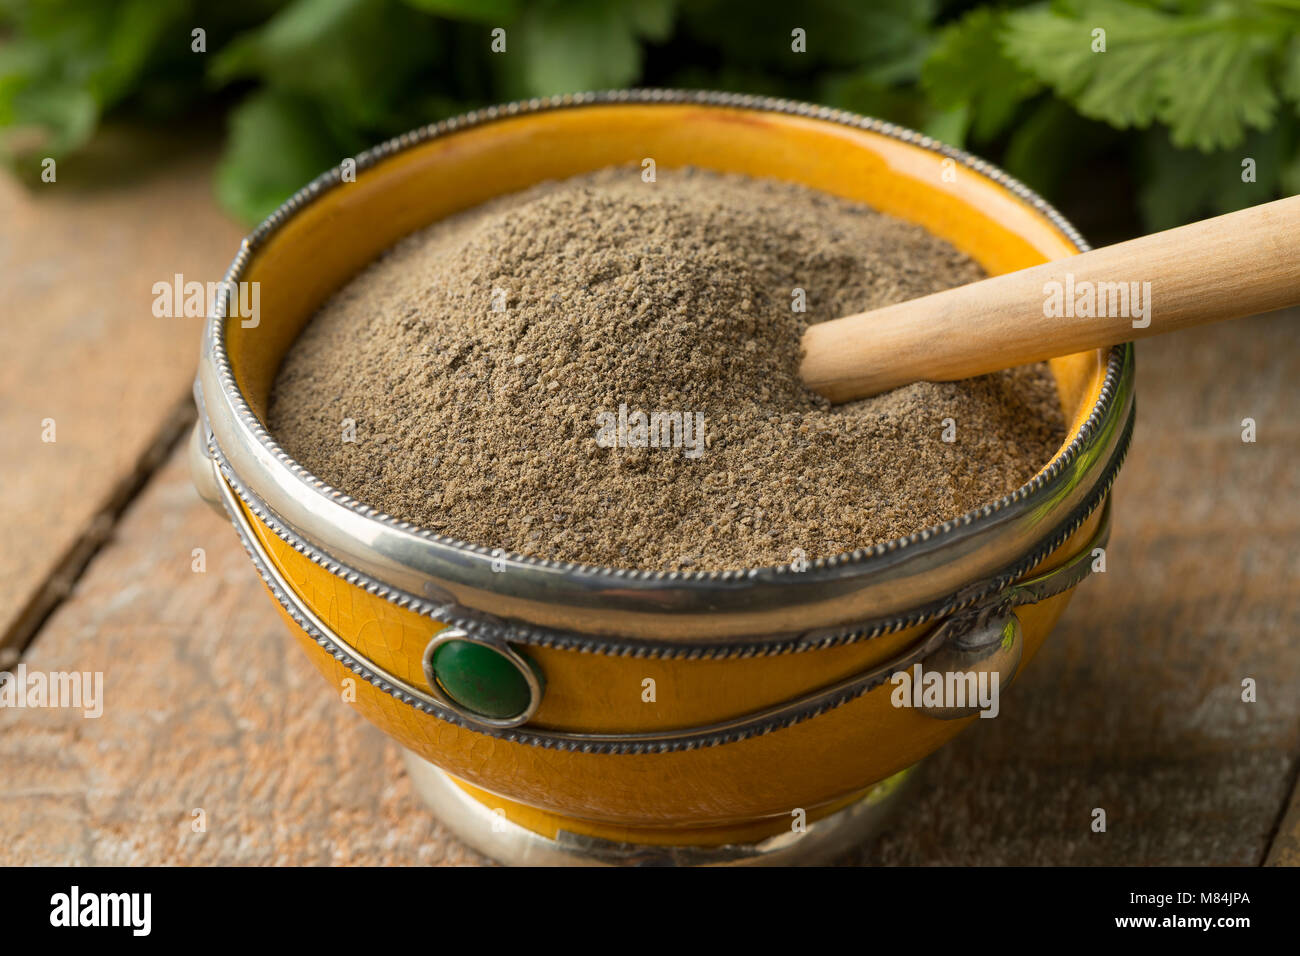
430, 639, 537, 720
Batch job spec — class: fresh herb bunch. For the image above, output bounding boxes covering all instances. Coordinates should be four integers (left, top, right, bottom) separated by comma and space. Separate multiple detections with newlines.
2, 0, 1297, 233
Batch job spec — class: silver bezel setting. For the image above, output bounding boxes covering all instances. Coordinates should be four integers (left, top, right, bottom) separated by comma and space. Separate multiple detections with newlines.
421, 629, 544, 729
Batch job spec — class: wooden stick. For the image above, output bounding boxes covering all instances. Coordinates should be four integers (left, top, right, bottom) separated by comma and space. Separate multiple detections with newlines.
801, 195, 1300, 403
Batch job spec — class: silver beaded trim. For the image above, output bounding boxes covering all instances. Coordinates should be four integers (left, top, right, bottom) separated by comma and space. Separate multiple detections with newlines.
202, 407, 1131, 660
213, 441, 1114, 753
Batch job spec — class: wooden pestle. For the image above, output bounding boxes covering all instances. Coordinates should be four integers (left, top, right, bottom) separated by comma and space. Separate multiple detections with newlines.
800, 195, 1300, 403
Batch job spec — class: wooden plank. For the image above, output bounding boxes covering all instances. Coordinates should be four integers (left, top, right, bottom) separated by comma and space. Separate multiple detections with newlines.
867, 308, 1300, 865
0, 449, 487, 865
1266, 778, 1300, 866
0, 309, 1295, 865
0, 126, 245, 657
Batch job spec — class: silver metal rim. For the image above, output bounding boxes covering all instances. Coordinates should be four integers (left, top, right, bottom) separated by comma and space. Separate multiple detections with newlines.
196, 88, 1135, 647
206, 441, 1110, 750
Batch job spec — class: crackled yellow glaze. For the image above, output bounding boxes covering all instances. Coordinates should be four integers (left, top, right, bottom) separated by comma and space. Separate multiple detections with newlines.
222, 102, 1112, 839
255, 498, 1095, 831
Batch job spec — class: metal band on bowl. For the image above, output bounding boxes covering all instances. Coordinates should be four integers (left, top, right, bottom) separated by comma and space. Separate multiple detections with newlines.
204, 445, 1111, 751
195, 89, 1136, 645
194, 395, 1131, 660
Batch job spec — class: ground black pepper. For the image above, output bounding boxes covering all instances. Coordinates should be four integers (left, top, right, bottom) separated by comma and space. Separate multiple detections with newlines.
270, 167, 1066, 571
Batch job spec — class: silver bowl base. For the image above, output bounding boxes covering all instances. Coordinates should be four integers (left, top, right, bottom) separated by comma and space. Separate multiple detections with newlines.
402, 749, 917, 866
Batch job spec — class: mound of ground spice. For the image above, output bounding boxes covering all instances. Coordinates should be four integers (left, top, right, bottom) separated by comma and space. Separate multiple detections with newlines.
269, 167, 1066, 572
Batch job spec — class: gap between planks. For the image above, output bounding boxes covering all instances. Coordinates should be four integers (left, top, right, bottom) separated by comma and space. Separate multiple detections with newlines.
0, 393, 196, 668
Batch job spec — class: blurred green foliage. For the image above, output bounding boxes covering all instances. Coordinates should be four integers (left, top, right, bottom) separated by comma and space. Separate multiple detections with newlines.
2, 0, 1298, 231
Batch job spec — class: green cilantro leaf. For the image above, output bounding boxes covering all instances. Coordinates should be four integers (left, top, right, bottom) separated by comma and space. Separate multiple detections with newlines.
1003, 0, 1290, 151
1280, 34, 1300, 106
211, 0, 440, 131
922, 7, 1042, 143
496, 0, 679, 97
1137, 120, 1297, 230
401, 0, 523, 22
0, 0, 188, 162
216, 89, 351, 225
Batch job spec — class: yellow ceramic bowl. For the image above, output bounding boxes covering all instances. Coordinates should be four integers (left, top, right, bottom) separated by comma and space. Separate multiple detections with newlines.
192, 91, 1134, 865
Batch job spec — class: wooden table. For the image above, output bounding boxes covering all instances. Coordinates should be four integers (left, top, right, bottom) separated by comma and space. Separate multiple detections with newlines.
2, 143, 1296, 866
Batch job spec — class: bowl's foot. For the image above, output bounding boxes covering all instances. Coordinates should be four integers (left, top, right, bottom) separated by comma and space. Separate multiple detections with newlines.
401, 749, 917, 866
